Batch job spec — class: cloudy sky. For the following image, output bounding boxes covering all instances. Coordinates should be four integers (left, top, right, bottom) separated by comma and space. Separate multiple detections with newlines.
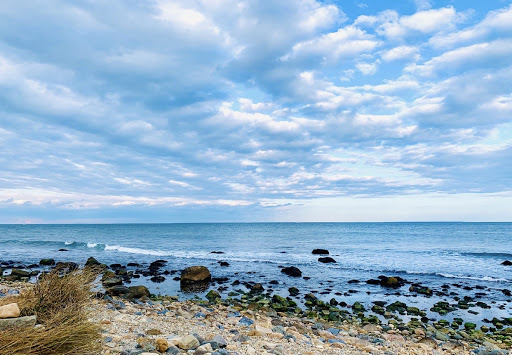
1, 0, 511, 223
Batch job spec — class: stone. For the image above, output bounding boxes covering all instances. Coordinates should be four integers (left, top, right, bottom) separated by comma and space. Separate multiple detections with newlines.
312, 249, 329, 255
102, 277, 123, 287
194, 343, 213, 354
10, 269, 30, 278
146, 328, 162, 335
318, 257, 336, 263
177, 335, 200, 350
0, 315, 36, 330
107, 285, 130, 296
206, 290, 221, 302
417, 337, 437, 348
212, 335, 227, 348
0, 303, 20, 319
181, 266, 211, 284
501, 260, 512, 266
281, 266, 302, 277
129, 285, 150, 298
248, 324, 272, 336
288, 287, 299, 296
156, 338, 169, 352
39, 258, 55, 266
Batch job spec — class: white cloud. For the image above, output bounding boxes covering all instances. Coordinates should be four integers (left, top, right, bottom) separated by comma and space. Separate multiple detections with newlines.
429, 4, 512, 49
376, 7, 464, 39
381, 46, 420, 62
356, 61, 379, 75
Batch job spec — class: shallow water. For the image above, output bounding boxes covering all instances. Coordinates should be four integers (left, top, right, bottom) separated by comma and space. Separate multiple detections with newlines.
1, 222, 511, 323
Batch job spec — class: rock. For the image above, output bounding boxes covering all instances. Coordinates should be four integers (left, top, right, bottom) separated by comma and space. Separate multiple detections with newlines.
502, 260, 512, 266
318, 257, 336, 263
177, 335, 200, 350
379, 276, 406, 288
212, 335, 227, 348
206, 290, 221, 302
155, 338, 169, 352
218, 261, 230, 267
288, 287, 299, 296
417, 337, 437, 348
102, 277, 123, 287
10, 269, 30, 278
128, 285, 150, 298
0, 315, 37, 330
150, 275, 165, 283
248, 324, 272, 336
312, 249, 329, 255
464, 322, 476, 330
85, 257, 103, 267
107, 285, 130, 296
281, 266, 302, 277
39, 258, 55, 266
0, 303, 20, 319
250, 283, 264, 293
181, 266, 211, 284
147, 328, 163, 335
194, 343, 213, 354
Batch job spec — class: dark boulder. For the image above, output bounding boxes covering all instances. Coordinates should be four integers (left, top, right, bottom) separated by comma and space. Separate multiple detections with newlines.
312, 249, 329, 255
218, 261, 230, 267
39, 258, 55, 266
150, 275, 165, 283
288, 287, 299, 296
128, 285, 150, 298
379, 276, 406, 288
318, 257, 336, 263
85, 257, 101, 267
107, 285, 130, 296
181, 266, 211, 284
502, 260, 512, 266
281, 266, 302, 277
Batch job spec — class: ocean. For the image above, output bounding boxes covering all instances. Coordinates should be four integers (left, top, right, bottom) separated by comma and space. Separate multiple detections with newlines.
1, 222, 511, 324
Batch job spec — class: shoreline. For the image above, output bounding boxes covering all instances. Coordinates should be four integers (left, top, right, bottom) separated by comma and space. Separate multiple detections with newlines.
1, 256, 512, 354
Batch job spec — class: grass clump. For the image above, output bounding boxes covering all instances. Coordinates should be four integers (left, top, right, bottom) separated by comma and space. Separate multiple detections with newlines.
0, 269, 102, 354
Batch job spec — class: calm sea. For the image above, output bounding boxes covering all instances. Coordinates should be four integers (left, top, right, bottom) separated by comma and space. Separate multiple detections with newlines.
1, 222, 511, 323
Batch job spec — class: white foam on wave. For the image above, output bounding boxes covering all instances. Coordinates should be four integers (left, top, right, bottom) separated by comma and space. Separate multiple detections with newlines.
104, 245, 169, 256
87, 243, 98, 248
437, 273, 509, 282
64, 241, 73, 245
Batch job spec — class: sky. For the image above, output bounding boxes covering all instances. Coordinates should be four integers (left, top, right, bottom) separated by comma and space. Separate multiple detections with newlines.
1, 0, 512, 223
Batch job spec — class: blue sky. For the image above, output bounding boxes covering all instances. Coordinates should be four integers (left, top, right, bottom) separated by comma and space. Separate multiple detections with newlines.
1, 0, 511, 223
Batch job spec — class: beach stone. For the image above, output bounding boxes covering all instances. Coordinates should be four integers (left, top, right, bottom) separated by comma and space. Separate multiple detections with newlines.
181, 266, 211, 284
248, 324, 272, 336
194, 343, 213, 354
177, 335, 200, 350
39, 258, 55, 266
212, 335, 227, 348
281, 266, 302, 277
501, 260, 512, 266
0, 315, 36, 330
417, 337, 437, 348
0, 303, 20, 319
129, 285, 150, 298
312, 249, 329, 255
10, 269, 30, 278
156, 338, 169, 352
165, 346, 180, 354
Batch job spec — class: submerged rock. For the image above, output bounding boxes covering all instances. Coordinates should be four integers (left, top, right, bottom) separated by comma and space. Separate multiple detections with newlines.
39, 258, 55, 266
318, 257, 336, 263
281, 266, 302, 277
502, 260, 512, 266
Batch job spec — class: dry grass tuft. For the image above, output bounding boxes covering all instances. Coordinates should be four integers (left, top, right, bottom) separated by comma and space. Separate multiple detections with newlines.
0, 269, 102, 354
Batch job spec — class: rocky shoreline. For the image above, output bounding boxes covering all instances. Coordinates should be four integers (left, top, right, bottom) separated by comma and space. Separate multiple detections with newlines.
1, 253, 512, 354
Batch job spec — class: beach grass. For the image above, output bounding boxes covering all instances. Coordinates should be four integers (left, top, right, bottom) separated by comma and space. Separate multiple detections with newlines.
0, 269, 101, 355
